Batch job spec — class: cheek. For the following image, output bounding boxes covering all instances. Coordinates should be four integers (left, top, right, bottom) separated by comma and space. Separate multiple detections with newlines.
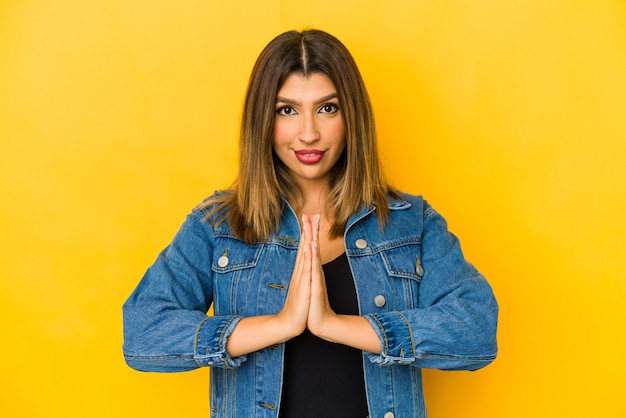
328, 119, 346, 142
273, 120, 291, 144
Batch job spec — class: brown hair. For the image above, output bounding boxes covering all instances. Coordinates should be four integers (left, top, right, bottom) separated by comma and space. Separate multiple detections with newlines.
203, 29, 395, 243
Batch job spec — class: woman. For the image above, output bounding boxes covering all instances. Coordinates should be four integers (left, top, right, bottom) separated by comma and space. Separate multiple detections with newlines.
123, 29, 498, 418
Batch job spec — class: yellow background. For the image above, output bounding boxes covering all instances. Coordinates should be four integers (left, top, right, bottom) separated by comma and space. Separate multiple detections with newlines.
1, 1, 625, 416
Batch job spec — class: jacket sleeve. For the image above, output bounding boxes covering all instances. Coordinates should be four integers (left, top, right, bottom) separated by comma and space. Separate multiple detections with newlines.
364, 201, 498, 371
122, 208, 246, 372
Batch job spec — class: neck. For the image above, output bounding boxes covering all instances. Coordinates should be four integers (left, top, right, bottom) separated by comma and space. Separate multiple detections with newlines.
293, 180, 330, 218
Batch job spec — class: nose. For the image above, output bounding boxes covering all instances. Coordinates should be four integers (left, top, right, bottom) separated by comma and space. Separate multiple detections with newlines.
298, 113, 320, 144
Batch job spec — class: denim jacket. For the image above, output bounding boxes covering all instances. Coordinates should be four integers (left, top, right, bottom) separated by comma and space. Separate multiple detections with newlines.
123, 192, 498, 418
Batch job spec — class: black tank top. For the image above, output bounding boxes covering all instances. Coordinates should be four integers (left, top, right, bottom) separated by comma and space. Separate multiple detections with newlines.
279, 253, 369, 418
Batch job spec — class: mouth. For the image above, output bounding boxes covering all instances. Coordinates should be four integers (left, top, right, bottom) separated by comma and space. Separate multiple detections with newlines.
294, 149, 325, 164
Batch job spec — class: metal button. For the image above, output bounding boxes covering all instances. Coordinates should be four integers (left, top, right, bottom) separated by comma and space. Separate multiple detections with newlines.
384, 412, 395, 418
416, 256, 424, 276
374, 295, 386, 307
355, 239, 368, 249
217, 255, 229, 267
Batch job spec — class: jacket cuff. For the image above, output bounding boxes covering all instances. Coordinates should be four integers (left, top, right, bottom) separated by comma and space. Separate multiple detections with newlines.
193, 315, 246, 368
365, 311, 417, 366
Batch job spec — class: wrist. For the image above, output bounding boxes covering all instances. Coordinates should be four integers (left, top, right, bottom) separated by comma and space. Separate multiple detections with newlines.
311, 315, 382, 353
308, 313, 339, 342
274, 311, 306, 341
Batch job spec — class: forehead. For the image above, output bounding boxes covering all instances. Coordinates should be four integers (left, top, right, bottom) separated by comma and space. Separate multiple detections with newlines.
277, 73, 337, 99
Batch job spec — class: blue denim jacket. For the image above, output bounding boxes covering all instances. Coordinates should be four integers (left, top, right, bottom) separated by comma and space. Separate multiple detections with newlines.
123, 192, 498, 418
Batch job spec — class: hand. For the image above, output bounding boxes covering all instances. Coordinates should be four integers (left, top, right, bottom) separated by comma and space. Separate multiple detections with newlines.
224, 215, 314, 357
275, 214, 314, 338
306, 214, 337, 337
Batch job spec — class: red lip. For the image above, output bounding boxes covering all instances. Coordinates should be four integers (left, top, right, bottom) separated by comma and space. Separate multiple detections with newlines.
294, 149, 325, 164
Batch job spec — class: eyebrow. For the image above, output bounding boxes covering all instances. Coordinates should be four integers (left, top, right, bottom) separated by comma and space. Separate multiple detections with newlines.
275, 93, 339, 106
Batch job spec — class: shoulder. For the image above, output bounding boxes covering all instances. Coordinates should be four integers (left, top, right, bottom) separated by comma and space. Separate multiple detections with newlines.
193, 190, 233, 218
384, 191, 444, 231
386, 191, 426, 214
165, 191, 237, 239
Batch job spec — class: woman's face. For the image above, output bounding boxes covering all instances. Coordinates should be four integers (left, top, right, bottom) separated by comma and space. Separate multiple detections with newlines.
272, 73, 346, 190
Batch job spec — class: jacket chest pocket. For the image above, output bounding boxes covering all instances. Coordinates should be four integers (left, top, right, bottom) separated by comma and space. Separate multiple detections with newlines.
211, 239, 263, 315
379, 242, 423, 310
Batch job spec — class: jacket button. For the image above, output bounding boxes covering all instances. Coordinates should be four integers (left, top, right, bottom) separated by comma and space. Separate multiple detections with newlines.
217, 255, 229, 267
384, 413, 395, 418
415, 256, 424, 276
355, 239, 368, 249
374, 295, 386, 307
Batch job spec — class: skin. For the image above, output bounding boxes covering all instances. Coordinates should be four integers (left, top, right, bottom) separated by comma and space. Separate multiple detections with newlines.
272, 72, 346, 199
225, 73, 381, 357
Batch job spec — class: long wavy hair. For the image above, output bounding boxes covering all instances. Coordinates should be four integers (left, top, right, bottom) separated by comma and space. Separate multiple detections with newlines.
203, 29, 395, 243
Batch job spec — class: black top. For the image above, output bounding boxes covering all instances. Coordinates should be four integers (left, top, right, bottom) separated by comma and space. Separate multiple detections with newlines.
279, 253, 369, 418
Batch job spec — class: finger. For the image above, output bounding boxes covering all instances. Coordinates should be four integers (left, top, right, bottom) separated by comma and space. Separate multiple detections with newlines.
313, 214, 322, 264
298, 214, 309, 254
311, 240, 326, 293
311, 240, 321, 283
283, 216, 312, 328
308, 239, 333, 334
303, 215, 313, 269
302, 214, 313, 246
292, 214, 311, 279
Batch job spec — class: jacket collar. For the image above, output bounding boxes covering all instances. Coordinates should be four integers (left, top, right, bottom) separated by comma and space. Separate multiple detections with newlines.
346, 193, 411, 231
386, 193, 412, 210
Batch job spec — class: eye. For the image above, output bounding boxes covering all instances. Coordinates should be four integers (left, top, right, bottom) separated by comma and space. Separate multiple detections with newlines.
276, 105, 296, 116
319, 103, 339, 114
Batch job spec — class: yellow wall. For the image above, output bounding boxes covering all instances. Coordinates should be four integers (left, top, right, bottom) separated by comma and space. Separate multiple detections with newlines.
1, 1, 625, 416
